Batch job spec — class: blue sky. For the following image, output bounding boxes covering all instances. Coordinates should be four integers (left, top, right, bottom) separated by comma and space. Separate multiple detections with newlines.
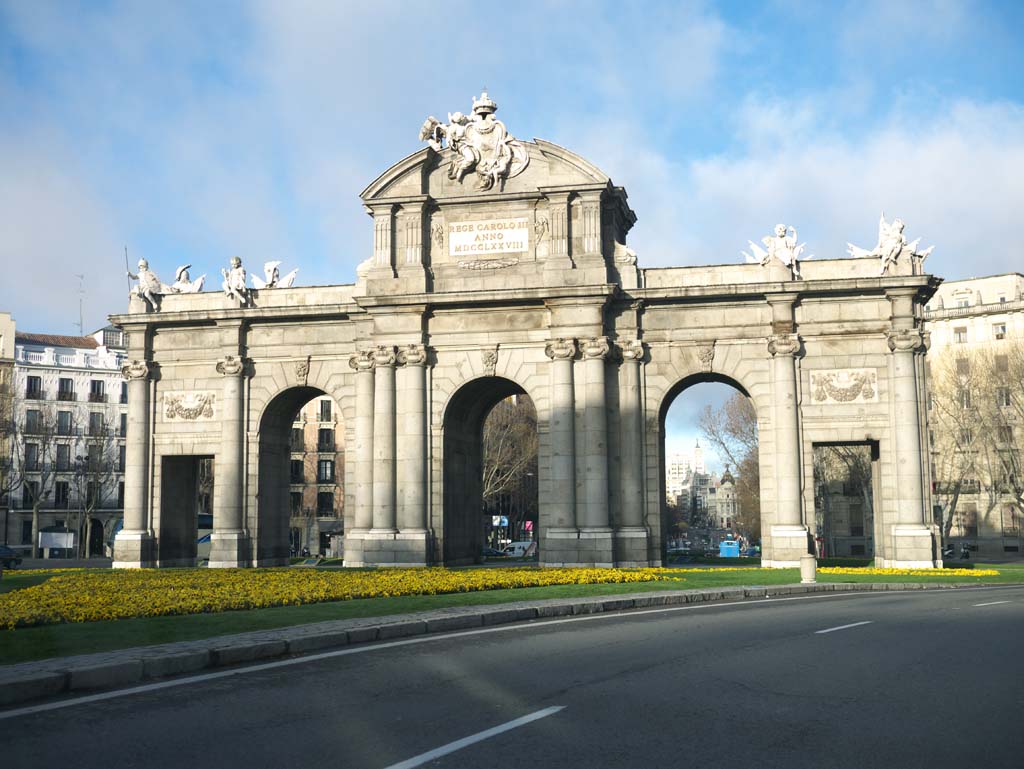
2, 1, 1023, 469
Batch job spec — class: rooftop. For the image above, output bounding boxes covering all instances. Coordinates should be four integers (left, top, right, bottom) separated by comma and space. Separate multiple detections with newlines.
16, 332, 100, 350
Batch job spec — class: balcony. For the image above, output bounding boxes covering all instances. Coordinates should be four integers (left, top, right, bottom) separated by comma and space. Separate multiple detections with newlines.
24, 390, 44, 400
88, 392, 107, 403
289, 473, 305, 484
317, 441, 336, 453
57, 391, 77, 402
925, 297, 1024, 320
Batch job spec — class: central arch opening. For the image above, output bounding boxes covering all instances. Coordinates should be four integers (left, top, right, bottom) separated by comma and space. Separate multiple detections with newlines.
660, 374, 760, 562
442, 377, 538, 565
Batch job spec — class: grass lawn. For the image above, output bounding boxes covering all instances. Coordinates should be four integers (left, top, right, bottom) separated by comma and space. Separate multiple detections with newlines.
0, 564, 1020, 665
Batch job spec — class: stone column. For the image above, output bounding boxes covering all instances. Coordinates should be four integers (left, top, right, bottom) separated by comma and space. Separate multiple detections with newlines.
396, 344, 427, 532
884, 325, 936, 567
579, 337, 611, 531
615, 339, 648, 564
371, 345, 397, 533
349, 350, 375, 531
766, 332, 808, 566
113, 359, 154, 568
209, 355, 250, 568
544, 339, 578, 546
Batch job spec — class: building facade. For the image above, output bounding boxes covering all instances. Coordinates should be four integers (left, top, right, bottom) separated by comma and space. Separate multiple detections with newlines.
924, 273, 1024, 558
289, 395, 345, 555
6, 327, 128, 555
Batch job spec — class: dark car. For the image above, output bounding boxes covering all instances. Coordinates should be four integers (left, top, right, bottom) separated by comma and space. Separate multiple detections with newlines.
481, 547, 509, 557
0, 545, 23, 569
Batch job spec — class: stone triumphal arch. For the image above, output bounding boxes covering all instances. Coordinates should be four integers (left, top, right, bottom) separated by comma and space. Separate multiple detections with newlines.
113, 93, 941, 570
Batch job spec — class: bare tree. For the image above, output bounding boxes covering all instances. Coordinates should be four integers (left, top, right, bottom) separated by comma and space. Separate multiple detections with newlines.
69, 423, 120, 557
14, 408, 59, 557
482, 395, 538, 535
699, 393, 760, 539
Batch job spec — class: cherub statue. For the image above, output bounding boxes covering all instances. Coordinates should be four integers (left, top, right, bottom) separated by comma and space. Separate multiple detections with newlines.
252, 260, 299, 289
221, 256, 251, 306
171, 264, 205, 294
126, 258, 164, 310
847, 213, 934, 275
742, 224, 810, 279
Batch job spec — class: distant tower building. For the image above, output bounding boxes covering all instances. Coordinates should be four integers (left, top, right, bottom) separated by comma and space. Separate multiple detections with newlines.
693, 439, 705, 473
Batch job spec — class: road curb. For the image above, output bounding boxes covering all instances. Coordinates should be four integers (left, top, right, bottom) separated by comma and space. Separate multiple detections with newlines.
0, 581, 1005, 709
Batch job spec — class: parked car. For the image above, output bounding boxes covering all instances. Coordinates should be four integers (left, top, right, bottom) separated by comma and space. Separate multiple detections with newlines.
0, 545, 23, 569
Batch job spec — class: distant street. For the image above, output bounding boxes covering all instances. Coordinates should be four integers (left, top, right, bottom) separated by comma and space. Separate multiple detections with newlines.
4, 585, 1024, 769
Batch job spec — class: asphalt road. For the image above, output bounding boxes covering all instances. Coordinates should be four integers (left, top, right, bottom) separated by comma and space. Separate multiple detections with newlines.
4, 585, 1024, 769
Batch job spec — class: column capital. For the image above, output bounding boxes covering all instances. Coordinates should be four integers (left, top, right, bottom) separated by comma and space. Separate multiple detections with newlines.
215, 355, 246, 377
886, 327, 926, 354
348, 349, 376, 372
767, 333, 801, 357
121, 359, 153, 381
373, 344, 397, 367
620, 339, 645, 362
545, 337, 577, 360
581, 336, 611, 361
397, 344, 428, 366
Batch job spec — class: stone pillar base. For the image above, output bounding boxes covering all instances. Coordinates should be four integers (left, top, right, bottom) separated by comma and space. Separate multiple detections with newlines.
541, 528, 614, 567
614, 527, 650, 567
877, 524, 938, 569
762, 524, 810, 568
344, 529, 429, 567
112, 531, 155, 569
208, 531, 251, 568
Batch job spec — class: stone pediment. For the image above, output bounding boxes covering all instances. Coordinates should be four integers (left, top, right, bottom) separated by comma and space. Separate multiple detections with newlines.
360, 139, 614, 204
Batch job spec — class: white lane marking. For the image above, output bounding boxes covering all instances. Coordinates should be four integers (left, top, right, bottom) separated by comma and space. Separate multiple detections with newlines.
381, 706, 565, 769
815, 621, 873, 634
973, 600, 1011, 607
2, 584, 1021, 720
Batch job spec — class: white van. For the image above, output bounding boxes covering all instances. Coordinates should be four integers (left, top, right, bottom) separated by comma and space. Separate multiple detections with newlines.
503, 541, 536, 557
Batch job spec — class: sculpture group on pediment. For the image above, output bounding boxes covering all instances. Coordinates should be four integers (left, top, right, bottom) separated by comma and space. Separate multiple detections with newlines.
221, 257, 251, 306
127, 259, 164, 311
847, 213, 934, 275
419, 90, 530, 192
742, 224, 809, 280
252, 260, 299, 289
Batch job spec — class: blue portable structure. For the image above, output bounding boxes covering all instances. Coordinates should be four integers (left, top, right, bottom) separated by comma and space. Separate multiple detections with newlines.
719, 540, 740, 558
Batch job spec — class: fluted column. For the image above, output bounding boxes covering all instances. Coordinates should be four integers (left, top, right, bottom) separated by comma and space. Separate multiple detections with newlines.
580, 337, 611, 530
349, 350, 375, 531
209, 354, 249, 567
372, 345, 397, 533
113, 359, 154, 568
887, 327, 928, 525
397, 344, 427, 532
768, 333, 802, 527
545, 338, 577, 531
618, 340, 645, 528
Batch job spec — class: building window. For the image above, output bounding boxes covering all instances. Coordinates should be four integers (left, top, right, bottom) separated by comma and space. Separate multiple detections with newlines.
953, 327, 967, 344
118, 445, 126, 472
959, 428, 973, 446
959, 389, 972, 409
22, 481, 38, 508
993, 323, 1007, 340
25, 375, 42, 399
290, 492, 303, 515
24, 410, 41, 435
956, 298, 970, 309
120, 383, 128, 404
87, 482, 99, 508
319, 399, 332, 422
58, 377, 75, 401
54, 481, 70, 508
24, 443, 39, 471
56, 444, 70, 471
103, 328, 122, 348
89, 380, 106, 403
318, 428, 334, 452
317, 491, 334, 514
57, 410, 73, 435
996, 354, 1009, 373
996, 387, 1011, 408
117, 482, 125, 509
290, 459, 304, 483
87, 443, 102, 471
958, 504, 979, 538
317, 459, 335, 483
1003, 505, 1021, 536
956, 357, 969, 375
120, 413, 127, 437
290, 428, 304, 452
89, 412, 104, 436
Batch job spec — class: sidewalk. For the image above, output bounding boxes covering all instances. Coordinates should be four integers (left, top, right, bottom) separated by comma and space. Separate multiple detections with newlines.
0, 581, 969, 709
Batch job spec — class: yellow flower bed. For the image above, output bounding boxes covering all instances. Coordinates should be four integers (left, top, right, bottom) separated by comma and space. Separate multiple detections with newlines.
0, 567, 676, 630
819, 567, 999, 577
